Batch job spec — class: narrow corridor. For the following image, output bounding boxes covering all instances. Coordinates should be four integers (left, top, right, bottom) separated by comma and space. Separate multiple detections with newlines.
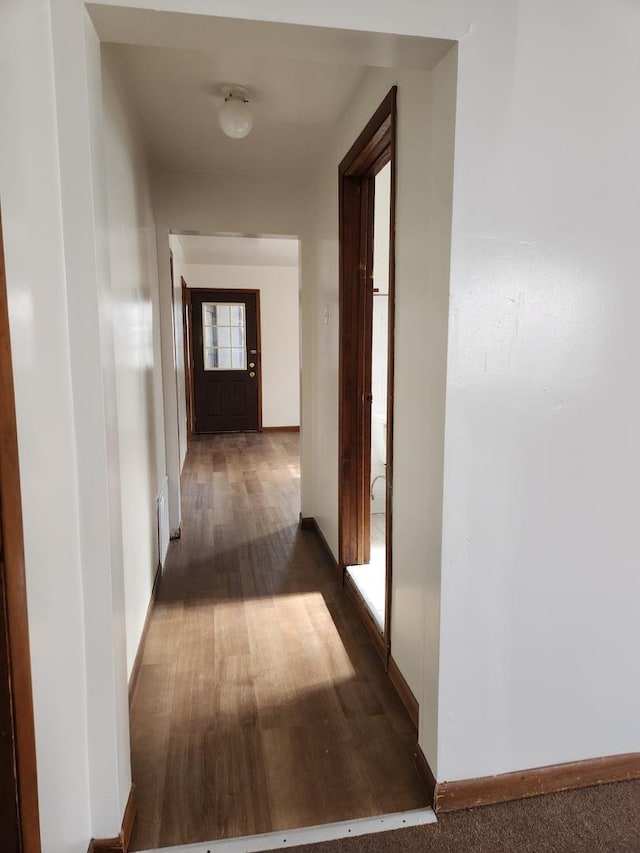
129, 432, 427, 850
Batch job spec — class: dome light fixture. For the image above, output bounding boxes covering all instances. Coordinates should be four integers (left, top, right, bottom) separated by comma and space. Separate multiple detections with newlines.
218, 85, 253, 139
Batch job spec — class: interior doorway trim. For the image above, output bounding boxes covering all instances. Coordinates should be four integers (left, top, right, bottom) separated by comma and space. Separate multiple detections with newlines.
181, 278, 194, 437
0, 209, 42, 851
338, 87, 397, 663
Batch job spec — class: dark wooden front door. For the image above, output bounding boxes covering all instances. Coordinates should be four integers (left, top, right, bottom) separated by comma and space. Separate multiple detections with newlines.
190, 290, 260, 433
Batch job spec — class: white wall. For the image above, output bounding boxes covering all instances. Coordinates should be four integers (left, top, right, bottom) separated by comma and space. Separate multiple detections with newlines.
152, 170, 309, 533
1, 4, 166, 847
0, 0, 142, 846
418, 45, 457, 772
4, 3, 640, 847
436, 4, 640, 781
0, 3, 94, 849
182, 263, 300, 428
101, 47, 167, 677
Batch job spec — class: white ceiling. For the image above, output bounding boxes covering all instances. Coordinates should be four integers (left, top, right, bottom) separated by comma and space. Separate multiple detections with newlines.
172, 234, 299, 268
90, 6, 453, 177
103, 43, 368, 176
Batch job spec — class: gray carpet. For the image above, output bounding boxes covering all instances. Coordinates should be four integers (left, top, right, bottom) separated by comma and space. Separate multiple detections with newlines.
266, 780, 640, 852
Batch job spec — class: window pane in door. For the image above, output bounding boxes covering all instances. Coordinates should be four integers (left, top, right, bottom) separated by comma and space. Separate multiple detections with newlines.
217, 348, 232, 369
216, 305, 230, 326
217, 326, 231, 348
202, 302, 247, 371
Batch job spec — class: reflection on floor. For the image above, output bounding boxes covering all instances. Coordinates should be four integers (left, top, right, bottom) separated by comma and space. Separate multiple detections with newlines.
128, 433, 426, 851
346, 512, 386, 631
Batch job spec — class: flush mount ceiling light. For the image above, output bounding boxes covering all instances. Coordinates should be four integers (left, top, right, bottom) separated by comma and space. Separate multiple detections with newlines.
218, 85, 253, 139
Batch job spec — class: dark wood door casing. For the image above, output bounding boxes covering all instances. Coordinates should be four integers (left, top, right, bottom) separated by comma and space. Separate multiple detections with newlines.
181, 279, 194, 437
338, 88, 397, 661
0, 209, 42, 851
339, 175, 375, 567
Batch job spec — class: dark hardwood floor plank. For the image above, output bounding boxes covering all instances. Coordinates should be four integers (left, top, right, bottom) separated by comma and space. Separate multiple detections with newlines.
157, 732, 216, 846
129, 432, 427, 851
129, 662, 178, 850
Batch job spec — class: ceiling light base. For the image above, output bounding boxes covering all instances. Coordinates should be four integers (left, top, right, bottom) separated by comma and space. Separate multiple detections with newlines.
221, 85, 250, 103
218, 85, 253, 139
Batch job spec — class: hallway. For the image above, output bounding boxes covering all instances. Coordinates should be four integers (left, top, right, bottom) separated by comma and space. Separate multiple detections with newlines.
129, 432, 428, 851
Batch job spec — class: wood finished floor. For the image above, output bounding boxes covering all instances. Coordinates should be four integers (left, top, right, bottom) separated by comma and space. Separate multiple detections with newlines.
129, 432, 427, 851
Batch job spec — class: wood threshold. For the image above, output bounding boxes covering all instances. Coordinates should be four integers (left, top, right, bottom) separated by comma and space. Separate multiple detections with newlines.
388, 655, 418, 732
128, 563, 162, 706
415, 745, 437, 807
88, 785, 136, 852
434, 752, 640, 813
262, 426, 300, 432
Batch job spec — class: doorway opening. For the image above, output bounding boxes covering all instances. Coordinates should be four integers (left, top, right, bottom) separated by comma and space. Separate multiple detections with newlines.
168, 233, 301, 445
339, 89, 397, 661
88, 5, 456, 846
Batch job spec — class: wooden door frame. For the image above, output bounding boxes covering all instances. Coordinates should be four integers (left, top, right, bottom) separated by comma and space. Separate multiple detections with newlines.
338, 87, 397, 665
169, 251, 184, 444
181, 279, 194, 437
0, 209, 42, 851
186, 287, 263, 433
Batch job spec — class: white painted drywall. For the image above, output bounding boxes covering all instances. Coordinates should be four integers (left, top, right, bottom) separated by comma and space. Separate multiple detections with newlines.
182, 263, 300, 429
0, 4, 166, 846
101, 47, 167, 678
4, 3, 640, 848
152, 170, 308, 533
436, 5, 640, 781
0, 3, 94, 848
71, 13, 133, 835
416, 44, 457, 776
